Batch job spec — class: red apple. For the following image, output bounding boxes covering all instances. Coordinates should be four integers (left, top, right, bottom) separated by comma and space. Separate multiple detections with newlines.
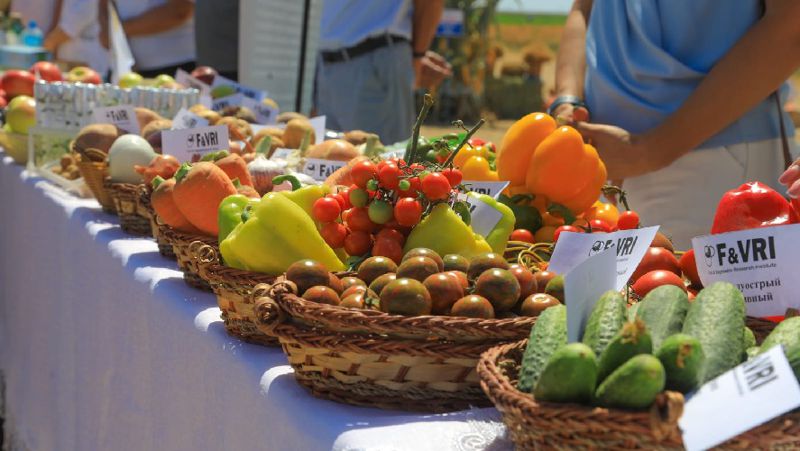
1, 70, 35, 98
29, 61, 62, 82
66, 66, 102, 85
190, 66, 217, 85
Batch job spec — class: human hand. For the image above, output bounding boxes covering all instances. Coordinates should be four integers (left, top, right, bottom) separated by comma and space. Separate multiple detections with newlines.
779, 158, 800, 198
43, 27, 70, 55
576, 122, 666, 180
414, 51, 452, 90
551, 102, 589, 125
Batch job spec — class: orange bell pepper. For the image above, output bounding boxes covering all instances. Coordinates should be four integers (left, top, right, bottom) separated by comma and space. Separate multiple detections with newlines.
497, 113, 556, 186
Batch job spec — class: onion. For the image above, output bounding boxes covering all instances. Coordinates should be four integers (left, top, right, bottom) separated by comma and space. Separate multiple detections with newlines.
247, 155, 287, 195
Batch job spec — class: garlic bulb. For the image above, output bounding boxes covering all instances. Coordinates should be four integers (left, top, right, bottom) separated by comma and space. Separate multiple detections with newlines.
247, 155, 287, 196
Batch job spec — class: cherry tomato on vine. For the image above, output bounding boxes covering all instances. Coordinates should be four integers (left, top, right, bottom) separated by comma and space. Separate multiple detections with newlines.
398, 176, 421, 197
553, 225, 583, 243
320, 222, 347, 248
617, 211, 640, 230
510, 229, 535, 243
366, 179, 379, 191
421, 172, 451, 200
588, 219, 612, 233
376, 227, 405, 245
337, 188, 352, 209
441, 167, 463, 187
368, 199, 394, 224
349, 188, 369, 208
346, 207, 376, 232
312, 197, 341, 223
344, 230, 372, 256
378, 163, 401, 190
350, 161, 378, 189
394, 197, 422, 226
330, 193, 347, 211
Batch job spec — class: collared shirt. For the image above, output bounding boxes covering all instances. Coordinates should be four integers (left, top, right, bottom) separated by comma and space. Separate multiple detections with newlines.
585, 0, 793, 150
319, 0, 412, 51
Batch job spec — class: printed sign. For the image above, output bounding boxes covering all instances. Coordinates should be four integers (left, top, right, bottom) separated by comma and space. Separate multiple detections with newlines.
209, 94, 277, 125
461, 192, 503, 238
462, 181, 510, 199
92, 105, 139, 134
175, 69, 212, 97
302, 158, 347, 181
679, 346, 800, 451
161, 125, 230, 162
211, 93, 244, 112
436, 9, 465, 37
211, 74, 266, 102
172, 108, 209, 130
691, 224, 800, 317
548, 226, 659, 291
564, 248, 617, 342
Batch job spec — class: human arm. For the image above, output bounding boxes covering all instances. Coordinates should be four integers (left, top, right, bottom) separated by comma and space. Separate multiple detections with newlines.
579, 0, 800, 180
551, 0, 593, 120
44, 0, 100, 53
412, 0, 451, 89
122, 0, 194, 38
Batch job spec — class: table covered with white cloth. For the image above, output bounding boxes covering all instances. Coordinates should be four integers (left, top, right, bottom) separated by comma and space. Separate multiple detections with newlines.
0, 154, 512, 451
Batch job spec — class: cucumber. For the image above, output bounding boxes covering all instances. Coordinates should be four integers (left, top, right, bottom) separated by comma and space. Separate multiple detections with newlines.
582, 290, 627, 358
634, 285, 689, 350
786, 343, 800, 383
759, 317, 800, 354
597, 318, 653, 382
533, 343, 598, 404
655, 333, 704, 393
518, 304, 567, 392
742, 327, 756, 362
682, 282, 745, 382
594, 354, 666, 410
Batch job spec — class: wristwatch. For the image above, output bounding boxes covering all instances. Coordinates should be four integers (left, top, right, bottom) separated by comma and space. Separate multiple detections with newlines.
547, 95, 588, 117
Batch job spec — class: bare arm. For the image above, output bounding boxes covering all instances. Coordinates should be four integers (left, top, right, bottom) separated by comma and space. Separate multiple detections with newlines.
412, 0, 444, 55
122, 0, 193, 38
556, 0, 593, 98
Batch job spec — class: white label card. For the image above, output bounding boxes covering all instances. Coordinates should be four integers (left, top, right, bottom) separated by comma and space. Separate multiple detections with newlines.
211, 74, 266, 101
175, 69, 212, 97
302, 158, 346, 181
308, 116, 326, 145
564, 248, 617, 342
691, 224, 800, 317
161, 125, 230, 162
679, 346, 800, 451
92, 105, 139, 134
380, 149, 406, 160
270, 148, 294, 160
171, 108, 209, 130
462, 181, 510, 199
462, 192, 503, 238
211, 93, 244, 112
548, 226, 659, 291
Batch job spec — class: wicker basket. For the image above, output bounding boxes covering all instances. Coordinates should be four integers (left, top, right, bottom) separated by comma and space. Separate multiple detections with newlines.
137, 185, 175, 258
75, 148, 116, 214
158, 226, 216, 292
192, 243, 280, 345
478, 317, 800, 450
252, 280, 538, 412
104, 179, 152, 236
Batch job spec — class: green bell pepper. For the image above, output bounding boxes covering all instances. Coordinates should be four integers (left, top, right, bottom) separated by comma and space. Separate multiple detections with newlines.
218, 194, 257, 243
468, 192, 516, 253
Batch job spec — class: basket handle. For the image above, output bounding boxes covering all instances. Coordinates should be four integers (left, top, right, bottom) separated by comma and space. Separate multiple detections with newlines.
254, 294, 285, 333
649, 391, 684, 441
189, 242, 219, 278
83, 148, 108, 162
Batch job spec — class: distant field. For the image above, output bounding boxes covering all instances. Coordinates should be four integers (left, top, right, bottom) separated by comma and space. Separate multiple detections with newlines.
495, 13, 567, 26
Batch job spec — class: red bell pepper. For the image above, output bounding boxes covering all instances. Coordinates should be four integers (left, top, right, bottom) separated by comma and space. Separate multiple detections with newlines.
711, 181, 798, 234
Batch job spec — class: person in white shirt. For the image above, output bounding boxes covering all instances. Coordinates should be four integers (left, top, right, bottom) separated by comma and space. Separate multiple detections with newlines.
11, 0, 110, 74
113, 0, 195, 78
315, 0, 451, 144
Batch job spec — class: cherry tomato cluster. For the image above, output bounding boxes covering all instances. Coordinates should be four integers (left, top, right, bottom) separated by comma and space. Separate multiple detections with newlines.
509, 209, 642, 245
311, 157, 466, 263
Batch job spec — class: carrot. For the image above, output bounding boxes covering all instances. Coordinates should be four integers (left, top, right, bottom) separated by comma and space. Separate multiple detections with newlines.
324, 155, 368, 187
215, 153, 253, 186
172, 162, 237, 235
150, 177, 203, 234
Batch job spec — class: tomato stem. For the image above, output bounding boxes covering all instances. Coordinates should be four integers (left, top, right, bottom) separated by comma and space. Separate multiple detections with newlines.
404, 93, 435, 164
602, 184, 630, 211
441, 118, 486, 168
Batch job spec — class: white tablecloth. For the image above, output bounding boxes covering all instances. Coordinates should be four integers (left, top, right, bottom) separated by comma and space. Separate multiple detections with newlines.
0, 154, 513, 451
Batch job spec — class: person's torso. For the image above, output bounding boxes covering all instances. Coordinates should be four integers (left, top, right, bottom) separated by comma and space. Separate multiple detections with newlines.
319, 0, 412, 50
194, 0, 238, 71
116, 0, 195, 70
585, 0, 792, 149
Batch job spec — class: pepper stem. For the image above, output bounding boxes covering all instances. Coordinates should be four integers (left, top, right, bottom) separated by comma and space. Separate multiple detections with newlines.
232, 178, 242, 188
151, 175, 165, 189
404, 93, 434, 164
255, 135, 272, 156
175, 163, 192, 183
272, 174, 302, 191
442, 118, 486, 168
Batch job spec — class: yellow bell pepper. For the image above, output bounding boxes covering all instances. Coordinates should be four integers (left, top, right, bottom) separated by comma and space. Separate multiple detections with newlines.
404, 203, 492, 260
461, 156, 499, 181
453, 146, 483, 168
496, 113, 556, 186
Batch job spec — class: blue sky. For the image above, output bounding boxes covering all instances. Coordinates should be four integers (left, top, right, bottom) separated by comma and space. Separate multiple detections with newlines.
497, 0, 572, 14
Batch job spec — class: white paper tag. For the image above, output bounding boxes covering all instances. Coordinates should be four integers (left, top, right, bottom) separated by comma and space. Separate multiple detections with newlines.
212, 74, 266, 101
211, 93, 244, 112
199, 95, 213, 109
462, 192, 504, 238
92, 105, 139, 134
308, 116, 326, 145
175, 69, 212, 97
270, 148, 293, 160
691, 224, 800, 317
462, 181, 510, 199
548, 226, 659, 291
161, 125, 230, 162
250, 100, 278, 125
380, 149, 406, 160
564, 248, 617, 342
171, 108, 209, 130
679, 346, 800, 451
302, 158, 346, 181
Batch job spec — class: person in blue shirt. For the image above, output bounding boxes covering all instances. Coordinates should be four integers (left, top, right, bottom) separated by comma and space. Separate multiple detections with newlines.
550, 0, 799, 247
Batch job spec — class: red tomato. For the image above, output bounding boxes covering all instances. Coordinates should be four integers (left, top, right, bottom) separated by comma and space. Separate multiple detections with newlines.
617, 211, 640, 230
631, 246, 681, 281
394, 197, 422, 226
553, 225, 583, 243
420, 172, 451, 200
330, 193, 347, 211
350, 161, 378, 189
312, 197, 341, 223
441, 168, 463, 187
679, 249, 702, 287
344, 230, 372, 256
468, 137, 486, 147
345, 207, 376, 232
372, 237, 403, 264
510, 229, 535, 243
337, 188, 352, 209
588, 219, 612, 233
349, 188, 369, 208
631, 270, 686, 297
320, 222, 347, 248
375, 227, 405, 245
398, 176, 421, 198
378, 163, 401, 190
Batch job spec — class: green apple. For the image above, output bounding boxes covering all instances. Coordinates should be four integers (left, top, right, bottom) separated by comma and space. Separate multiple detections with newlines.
5, 95, 36, 134
154, 74, 176, 87
211, 84, 236, 99
118, 72, 144, 89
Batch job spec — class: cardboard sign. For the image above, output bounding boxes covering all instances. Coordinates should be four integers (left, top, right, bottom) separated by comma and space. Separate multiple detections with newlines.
462, 192, 503, 238
172, 108, 209, 130
564, 248, 617, 342
679, 346, 800, 451
175, 69, 212, 97
691, 224, 800, 317
92, 105, 139, 134
211, 74, 266, 101
461, 181, 510, 199
161, 125, 230, 162
302, 158, 346, 181
548, 226, 659, 291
